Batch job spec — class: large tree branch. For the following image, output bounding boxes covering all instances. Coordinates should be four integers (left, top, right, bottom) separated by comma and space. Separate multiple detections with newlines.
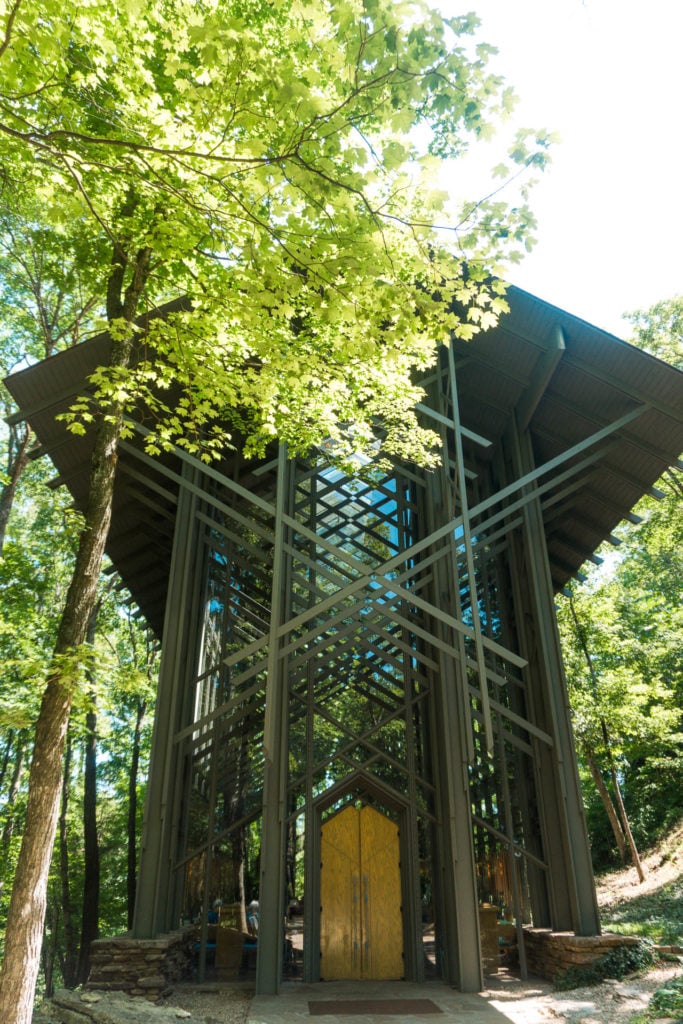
0, 116, 291, 167
0, 0, 23, 60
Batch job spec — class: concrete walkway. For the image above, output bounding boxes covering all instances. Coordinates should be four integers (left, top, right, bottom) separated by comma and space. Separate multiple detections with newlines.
247, 979, 554, 1024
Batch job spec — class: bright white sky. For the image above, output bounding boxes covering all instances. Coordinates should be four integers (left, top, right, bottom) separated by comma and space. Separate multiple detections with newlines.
436, 0, 683, 339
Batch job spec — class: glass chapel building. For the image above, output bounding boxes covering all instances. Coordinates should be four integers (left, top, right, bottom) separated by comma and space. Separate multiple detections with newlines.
7, 286, 683, 994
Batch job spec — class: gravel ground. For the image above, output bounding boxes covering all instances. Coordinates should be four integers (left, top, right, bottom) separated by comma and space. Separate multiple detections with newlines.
483, 964, 683, 1023
159, 984, 253, 1024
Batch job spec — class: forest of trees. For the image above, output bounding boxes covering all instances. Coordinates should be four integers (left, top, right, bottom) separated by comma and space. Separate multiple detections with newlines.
0, 0, 680, 1020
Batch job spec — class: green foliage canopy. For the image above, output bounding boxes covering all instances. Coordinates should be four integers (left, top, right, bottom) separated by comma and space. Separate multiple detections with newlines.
623, 296, 683, 370
0, 0, 551, 465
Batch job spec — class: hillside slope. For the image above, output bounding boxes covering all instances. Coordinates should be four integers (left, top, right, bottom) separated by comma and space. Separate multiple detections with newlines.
596, 819, 683, 946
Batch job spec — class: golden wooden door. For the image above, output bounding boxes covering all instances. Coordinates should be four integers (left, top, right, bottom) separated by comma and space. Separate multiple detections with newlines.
320, 804, 403, 980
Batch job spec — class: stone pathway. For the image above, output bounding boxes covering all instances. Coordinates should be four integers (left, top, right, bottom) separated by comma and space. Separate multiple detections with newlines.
248, 980, 554, 1024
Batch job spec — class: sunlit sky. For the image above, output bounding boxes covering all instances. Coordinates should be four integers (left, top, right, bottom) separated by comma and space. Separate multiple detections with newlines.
436, 0, 683, 339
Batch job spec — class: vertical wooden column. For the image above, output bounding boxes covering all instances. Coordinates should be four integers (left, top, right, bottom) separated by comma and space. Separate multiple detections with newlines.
302, 473, 319, 982
256, 446, 290, 993
396, 476, 425, 984
425, 469, 482, 991
422, 369, 482, 992
507, 418, 600, 936
133, 461, 202, 937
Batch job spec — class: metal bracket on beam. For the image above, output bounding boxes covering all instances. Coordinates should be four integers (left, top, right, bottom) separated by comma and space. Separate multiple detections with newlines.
516, 324, 566, 433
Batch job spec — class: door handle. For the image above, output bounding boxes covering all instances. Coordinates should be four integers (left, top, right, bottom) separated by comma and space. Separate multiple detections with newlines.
353, 875, 359, 969
363, 874, 369, 958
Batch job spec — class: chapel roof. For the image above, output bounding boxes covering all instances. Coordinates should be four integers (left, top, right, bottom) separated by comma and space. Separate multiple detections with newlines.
6, 287, 682, 636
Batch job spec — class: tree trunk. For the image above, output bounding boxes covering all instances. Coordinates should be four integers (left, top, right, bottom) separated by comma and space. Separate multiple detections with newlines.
0, 729, 15, 793
41, 898, 59, 1000
606, 749, 646, 882
0, 733, 26, 897
77, 602, 102, 985
598, 716, 647, 882
582, 741, 627, 864
0, 424, 31, 555
0, 237, 151, 1024
0, 452, 116, 1020
59, 734, 78, 988
77, 698, 100, 983
126, 696, 146, 930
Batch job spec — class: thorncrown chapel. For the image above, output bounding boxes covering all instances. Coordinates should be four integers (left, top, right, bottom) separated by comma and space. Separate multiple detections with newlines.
6, 287, 683, 994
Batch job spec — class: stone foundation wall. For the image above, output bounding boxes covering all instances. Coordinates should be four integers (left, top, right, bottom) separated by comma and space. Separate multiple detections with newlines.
524, 928, 640, 981
86, 928, 194, 1001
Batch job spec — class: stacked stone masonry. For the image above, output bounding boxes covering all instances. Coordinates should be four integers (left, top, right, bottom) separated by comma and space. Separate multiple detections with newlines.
86, 927, 649, 998
524, 928, 640, 980
86, 929, 194, 1002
